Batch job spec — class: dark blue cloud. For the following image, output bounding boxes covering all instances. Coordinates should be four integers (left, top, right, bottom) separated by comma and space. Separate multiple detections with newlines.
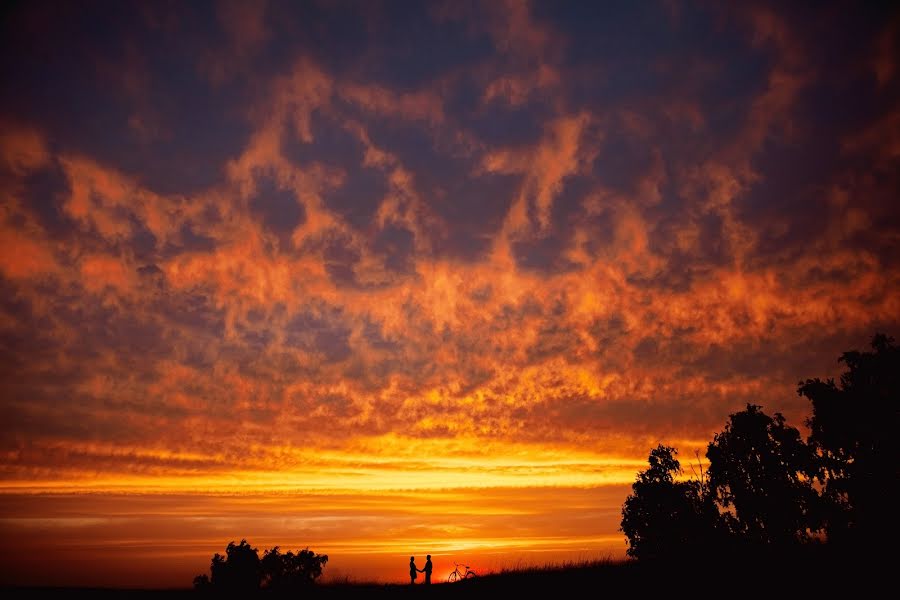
284, 309, 351, 363
249, 176, 306, 250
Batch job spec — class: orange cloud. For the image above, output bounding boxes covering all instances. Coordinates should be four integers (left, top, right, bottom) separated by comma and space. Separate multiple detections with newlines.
0, 124, 48, 174
482, 112, 594, 256
0, 225, 58, 279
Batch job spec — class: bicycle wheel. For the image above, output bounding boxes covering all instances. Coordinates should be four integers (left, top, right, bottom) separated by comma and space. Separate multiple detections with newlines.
448, 571, 459, 583
465, 570, 476, 579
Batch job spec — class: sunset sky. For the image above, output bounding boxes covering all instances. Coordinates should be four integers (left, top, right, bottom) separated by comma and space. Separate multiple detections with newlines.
1, 0, 899, 588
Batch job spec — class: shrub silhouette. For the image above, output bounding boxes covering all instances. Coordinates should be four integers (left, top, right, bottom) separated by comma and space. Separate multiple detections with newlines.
208, 539, 261, 592
706, 404, 822, 546
194, 539, 327, 592
798, 333, 898, 547
620, 445, 720, 560
260, 546, 329, 589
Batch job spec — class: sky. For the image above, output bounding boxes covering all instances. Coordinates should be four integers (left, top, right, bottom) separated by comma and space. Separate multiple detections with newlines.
1, 0, 899, 589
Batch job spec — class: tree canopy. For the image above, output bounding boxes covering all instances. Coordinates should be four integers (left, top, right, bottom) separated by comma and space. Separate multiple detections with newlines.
194, 539, 328, 592
706, 404, 821, 545
621, 334, 897, 560
620, 445, 719, 560
261, 546, 329, 590
798, 333, 899, 545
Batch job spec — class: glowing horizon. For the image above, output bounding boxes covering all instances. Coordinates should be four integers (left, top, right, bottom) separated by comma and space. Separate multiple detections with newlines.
1, 0, 898, 588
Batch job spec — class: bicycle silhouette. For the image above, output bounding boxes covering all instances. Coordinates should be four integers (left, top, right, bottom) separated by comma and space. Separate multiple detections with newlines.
447, 562, 476, 582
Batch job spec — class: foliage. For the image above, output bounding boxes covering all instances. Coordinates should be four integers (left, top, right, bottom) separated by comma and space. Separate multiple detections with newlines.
207, 539, 261, 592
798, 333, 899, 545
194, 539, 327, 592
261, 546, 329, 589
622, 334, 897, 559
620, 445, 720, 560
706, 404, 822, 545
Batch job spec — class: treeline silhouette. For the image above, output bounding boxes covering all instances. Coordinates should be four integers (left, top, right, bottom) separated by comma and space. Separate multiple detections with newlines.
193, 540, 328, 592
621, 333, 897, 567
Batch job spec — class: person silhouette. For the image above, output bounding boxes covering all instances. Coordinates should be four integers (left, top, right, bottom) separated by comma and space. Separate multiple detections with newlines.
423, 554, 433, 585
409, 556, 419, 585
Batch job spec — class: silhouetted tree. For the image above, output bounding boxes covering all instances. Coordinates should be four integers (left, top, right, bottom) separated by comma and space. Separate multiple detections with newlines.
798, 333, 899, 546
620, 445, 719, 561
706, 404, 822, 546
195, 539, 328, 592
203, 539, 261, 592
260, 546, 329, 589
192, 574, 210, 590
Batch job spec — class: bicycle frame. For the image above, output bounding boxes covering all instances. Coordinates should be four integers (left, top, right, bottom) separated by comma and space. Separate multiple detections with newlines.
447, 562, 476, 582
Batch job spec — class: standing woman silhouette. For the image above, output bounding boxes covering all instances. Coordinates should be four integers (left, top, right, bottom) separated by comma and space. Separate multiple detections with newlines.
409, 556, 419, 585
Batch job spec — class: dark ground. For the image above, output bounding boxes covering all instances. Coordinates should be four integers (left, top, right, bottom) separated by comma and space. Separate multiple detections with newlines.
1, 552, 888, 598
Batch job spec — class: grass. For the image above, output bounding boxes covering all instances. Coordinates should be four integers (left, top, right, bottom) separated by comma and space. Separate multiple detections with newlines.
1, 553, 889, 598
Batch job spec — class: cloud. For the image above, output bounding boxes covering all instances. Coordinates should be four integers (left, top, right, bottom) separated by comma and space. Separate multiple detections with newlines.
0, 224, 58, 280
0, 124, 48, 174
873, 20, 899, 86
2, 1, 897, 474
482, 112, 594, 252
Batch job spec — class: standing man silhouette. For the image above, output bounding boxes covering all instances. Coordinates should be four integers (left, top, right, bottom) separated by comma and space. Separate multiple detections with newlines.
423, 554, 433, 585
409, 556, 419, 585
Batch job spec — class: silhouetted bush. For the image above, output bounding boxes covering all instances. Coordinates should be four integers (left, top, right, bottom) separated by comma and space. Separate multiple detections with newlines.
209, 539, 261, 592
194, 539, 327, 592
261, 546, 329, 589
